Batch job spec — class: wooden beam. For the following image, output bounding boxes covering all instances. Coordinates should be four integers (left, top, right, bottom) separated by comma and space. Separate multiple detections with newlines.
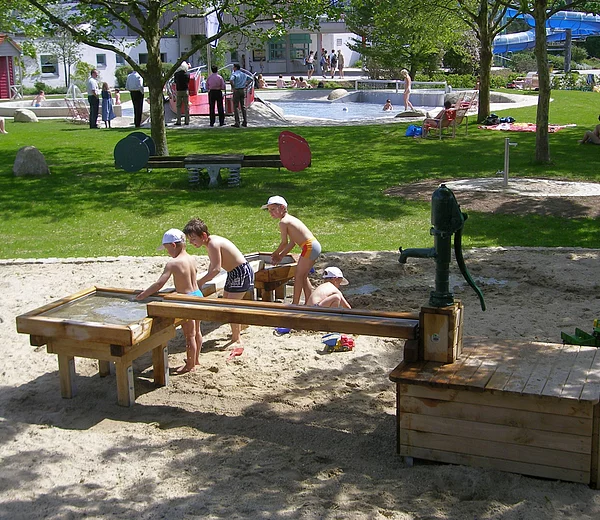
147, 299, 419, 340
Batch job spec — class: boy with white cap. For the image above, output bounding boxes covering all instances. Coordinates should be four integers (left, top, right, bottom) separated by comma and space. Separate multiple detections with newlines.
306, 267, 351, 308
136, 228, 203, 373
262, 195, 321, 305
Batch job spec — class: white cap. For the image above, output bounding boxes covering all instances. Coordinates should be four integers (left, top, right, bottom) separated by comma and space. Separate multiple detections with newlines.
158, 228, 185, 250
261, 195, 287, 209
323, 266, 349, 286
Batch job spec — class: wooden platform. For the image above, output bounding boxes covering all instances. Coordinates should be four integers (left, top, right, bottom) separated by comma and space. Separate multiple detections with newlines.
389, 339, 600, 487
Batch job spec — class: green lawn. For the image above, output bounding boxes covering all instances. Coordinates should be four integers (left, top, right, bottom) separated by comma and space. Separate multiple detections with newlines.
0, 89, 598, 258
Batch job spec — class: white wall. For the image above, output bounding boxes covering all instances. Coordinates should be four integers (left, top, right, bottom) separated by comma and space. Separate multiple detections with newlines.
16, 37, 180, 90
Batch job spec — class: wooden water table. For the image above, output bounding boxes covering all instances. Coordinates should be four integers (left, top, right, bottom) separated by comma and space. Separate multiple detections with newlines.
114, 130, 311, 187
390, 338, 600, 488
16, 287, 184, 407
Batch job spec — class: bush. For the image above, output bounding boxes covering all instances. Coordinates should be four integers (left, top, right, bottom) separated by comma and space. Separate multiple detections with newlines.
509, 51, 537, 73
114, 65, 132, 88
27, 82, 66, 95
551, 72, 591, 91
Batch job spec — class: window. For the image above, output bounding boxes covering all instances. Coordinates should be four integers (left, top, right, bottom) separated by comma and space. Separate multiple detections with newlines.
160, 53, 167, 63
40, 55, 58, 74
230, 50, 238, 62
96, 54, 106, 67
116, 54, 125, 65
269, 39, 286, 61
336, 38, 343, 47
289, 34, 311, 60
253, 49, 266, 62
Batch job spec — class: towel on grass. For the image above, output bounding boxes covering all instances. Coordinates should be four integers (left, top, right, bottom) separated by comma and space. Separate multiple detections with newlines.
478, 123, 576, 132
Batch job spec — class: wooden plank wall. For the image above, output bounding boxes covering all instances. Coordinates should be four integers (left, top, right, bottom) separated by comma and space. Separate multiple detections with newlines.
398, 384, 595, 484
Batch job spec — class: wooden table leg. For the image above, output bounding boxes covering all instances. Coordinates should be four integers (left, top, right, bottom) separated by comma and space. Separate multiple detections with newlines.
262, 290, 274, 302
58, 354, 76, 399
152, 344, 169, 387
274, 283, 286, 301
98, 360, 113, 377
115, 362, 135, 407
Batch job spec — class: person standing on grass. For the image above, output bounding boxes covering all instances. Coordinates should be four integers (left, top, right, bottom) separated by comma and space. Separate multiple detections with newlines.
101, 82, 116, 128
126, 69, 144, 128
262, 195, 321, 306
173, 62, 191, 126
183, 218, 254, 346
136, 229, 203, 374
229, 63, 252, 127
206, 65, 226, 127
86, 69, 100, 129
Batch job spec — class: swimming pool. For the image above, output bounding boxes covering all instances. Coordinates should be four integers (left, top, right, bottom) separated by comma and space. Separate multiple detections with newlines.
271, 101, 436, 121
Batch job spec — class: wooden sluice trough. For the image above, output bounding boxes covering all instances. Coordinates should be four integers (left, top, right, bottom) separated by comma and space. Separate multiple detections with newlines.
16, 284, 419, 407
148, 297, 420, 340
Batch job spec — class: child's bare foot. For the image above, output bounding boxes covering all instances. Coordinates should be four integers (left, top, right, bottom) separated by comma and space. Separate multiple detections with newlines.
175, 363, 196, 374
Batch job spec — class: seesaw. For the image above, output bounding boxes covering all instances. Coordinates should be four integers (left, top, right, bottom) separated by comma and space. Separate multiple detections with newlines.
114, 130, 311, 187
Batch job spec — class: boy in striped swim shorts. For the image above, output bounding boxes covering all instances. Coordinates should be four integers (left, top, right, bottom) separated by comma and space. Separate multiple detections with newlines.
262, 195, 321, 305
183, 218, 254, 346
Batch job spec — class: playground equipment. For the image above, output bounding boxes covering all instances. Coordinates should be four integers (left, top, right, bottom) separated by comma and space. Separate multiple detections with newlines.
113, 130, 311, 187
166, 65, 255, 116
399, 184, 485, 310
561, 319, 600, 347
399, 185, 485, 363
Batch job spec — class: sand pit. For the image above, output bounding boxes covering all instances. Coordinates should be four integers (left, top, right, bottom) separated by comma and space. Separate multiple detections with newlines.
1, 248, 600, 518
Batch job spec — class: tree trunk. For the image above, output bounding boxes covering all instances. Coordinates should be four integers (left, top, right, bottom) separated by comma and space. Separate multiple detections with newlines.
534, 0, 551, 164
478, 38, 493, 124
144, 26, 168, 156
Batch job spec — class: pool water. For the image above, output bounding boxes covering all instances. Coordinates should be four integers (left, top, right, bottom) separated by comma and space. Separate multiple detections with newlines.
272, 101, 435, 121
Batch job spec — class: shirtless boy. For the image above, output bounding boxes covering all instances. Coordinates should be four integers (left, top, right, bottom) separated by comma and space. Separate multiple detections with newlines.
183, 218, 254, 345
262, 195, 321, 305
306, 266, 351, 308
136, 229, 202, 373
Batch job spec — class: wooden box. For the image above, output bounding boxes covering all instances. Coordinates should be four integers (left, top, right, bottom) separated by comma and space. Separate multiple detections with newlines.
390, 340, 600, 488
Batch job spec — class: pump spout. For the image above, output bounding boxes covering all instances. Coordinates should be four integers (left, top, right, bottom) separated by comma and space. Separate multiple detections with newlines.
398, 247, 437, 264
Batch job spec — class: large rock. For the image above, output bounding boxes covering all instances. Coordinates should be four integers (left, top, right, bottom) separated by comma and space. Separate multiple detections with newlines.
328, 88, 348, 101
13, 146, 50, 176
13, 108, 39, 123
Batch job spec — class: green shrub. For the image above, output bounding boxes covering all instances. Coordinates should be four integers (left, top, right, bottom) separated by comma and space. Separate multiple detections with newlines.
509, 51, 537, 73
114, 65, 132, 88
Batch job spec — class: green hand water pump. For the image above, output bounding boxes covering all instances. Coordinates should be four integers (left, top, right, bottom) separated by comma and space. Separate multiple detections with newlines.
399, 184, 486, 311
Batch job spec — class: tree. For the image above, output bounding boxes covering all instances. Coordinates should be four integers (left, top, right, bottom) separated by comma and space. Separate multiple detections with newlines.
520, 0, 598, 163
345, 0, 462, 79
438, 1, 521, 123
14, 0, 340, 155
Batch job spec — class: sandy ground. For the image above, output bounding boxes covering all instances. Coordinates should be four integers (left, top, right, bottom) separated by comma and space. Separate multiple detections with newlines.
1, 248, 600, 519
